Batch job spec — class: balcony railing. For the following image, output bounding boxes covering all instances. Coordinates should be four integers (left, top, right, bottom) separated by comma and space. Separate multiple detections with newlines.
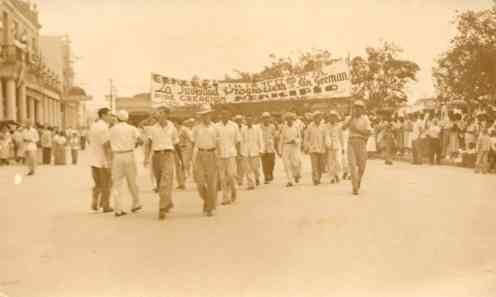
0, 44, 27, 64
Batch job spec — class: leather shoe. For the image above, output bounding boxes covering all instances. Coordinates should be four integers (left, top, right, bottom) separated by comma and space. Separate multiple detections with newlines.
102, 208, 114, 213
115, 211, 127, 217
131, 205, 143, 213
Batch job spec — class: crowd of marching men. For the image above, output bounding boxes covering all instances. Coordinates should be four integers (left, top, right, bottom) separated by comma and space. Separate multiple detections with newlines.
3, 99, 493, 221
87, 101, 372, 220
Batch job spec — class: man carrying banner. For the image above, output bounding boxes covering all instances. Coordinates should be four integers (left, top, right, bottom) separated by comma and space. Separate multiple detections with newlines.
342, 100, 373, 195
192, 106, 219, 217
144, 107, 182, 220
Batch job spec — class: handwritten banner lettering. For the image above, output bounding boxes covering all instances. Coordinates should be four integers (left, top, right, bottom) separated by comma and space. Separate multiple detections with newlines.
150, 60, 351, 108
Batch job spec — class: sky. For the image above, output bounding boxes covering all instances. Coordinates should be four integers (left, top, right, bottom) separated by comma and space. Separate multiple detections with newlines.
36, 0, 493, 109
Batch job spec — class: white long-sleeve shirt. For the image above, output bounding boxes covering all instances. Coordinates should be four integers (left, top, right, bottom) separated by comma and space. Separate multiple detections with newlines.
240, 125, 264, 157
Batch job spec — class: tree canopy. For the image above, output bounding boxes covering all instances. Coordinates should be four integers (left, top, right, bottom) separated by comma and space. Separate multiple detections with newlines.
433, 8, 496, 103
350, 41, 420, 110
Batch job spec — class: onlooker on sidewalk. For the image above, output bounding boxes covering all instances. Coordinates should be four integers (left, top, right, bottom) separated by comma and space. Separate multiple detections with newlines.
427, 119, 442, 165
382, 121, 396, 165
475, 128, 491, 174
0, 127, 12, 166
69, 132, 81, 165
40, 126, 53, 165
23, 121, 39, 176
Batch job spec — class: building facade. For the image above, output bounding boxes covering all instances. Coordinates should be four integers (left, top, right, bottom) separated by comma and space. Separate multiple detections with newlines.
0, 0, 89, 128
40, 35, 90, 129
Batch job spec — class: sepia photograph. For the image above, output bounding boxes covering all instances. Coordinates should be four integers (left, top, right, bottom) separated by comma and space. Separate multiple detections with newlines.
1, 0, 496, 296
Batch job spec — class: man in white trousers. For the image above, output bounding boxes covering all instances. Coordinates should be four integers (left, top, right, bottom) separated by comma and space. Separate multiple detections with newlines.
109, 110, 142, 217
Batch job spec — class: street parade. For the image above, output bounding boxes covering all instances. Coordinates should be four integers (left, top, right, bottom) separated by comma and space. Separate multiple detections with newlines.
1, 1, 496, 296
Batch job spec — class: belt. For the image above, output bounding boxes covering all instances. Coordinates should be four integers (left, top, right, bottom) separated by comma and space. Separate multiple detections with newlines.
198, 148, 216, 152
349, 136, 367, 141
113, 150, 133, 154
154, 149, 174, 154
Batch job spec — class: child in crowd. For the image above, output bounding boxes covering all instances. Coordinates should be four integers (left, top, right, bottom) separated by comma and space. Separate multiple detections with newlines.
475, 128, 491, 174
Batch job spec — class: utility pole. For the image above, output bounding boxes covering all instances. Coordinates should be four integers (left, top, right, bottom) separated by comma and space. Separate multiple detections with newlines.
109, 79, 113, 112
107, 79, 117, 113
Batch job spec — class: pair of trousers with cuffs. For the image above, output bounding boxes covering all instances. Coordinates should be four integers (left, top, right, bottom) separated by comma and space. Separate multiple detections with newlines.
236, 156, 246, 185
25, 150, 37, 172
174, 151, 185, 187
309, 152, 324, 183
348, 138, 368, 191
260, 153, 276, 181
112, 152, 140, 213
91, 166, 111, 209
282, 143, 301, 183
218, 157, 237, 202
327, 149, 342, 179
243, 156, 261, 188
152, 151, 175, 212
194, 150, 218, 212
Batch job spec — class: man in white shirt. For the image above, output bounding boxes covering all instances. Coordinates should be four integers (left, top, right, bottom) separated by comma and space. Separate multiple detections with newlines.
23, 121, 39, 176
109, 110, 142, 217
192, 106, 219, 217
88, 108, 113, 213
304, 112, 326, 185
278, 112, 302, 187
40, 126, 53, 165
240, 115, 264, 190
144, 107, 181, 220
325, 111, 344, 183
260, 112, 277, 184
233, 115, 246, 186
427, 119, 442, 165
216, 111, 241, 204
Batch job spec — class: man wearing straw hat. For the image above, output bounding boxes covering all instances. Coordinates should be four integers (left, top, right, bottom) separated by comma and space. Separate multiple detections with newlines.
192, 105, 219, 216
342, 100, 372, 195
304, 111, 326, 185
144, 106, 182, 220
260, 112, 277, 184
216, 110, 241, 205
325, 110, 344, 184
233, 114, 246, 186
109, 110, 142, 217
278, 112, 302, 187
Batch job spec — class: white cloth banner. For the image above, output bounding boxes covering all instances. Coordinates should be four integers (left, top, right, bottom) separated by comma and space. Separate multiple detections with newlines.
150, 60, 351, 108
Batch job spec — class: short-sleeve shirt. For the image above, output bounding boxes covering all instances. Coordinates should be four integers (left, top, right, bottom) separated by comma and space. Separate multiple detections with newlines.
109, 122, 139, 152
193, 123, 218, 150
148, 121, 179, 151
88, 120, 110, 168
